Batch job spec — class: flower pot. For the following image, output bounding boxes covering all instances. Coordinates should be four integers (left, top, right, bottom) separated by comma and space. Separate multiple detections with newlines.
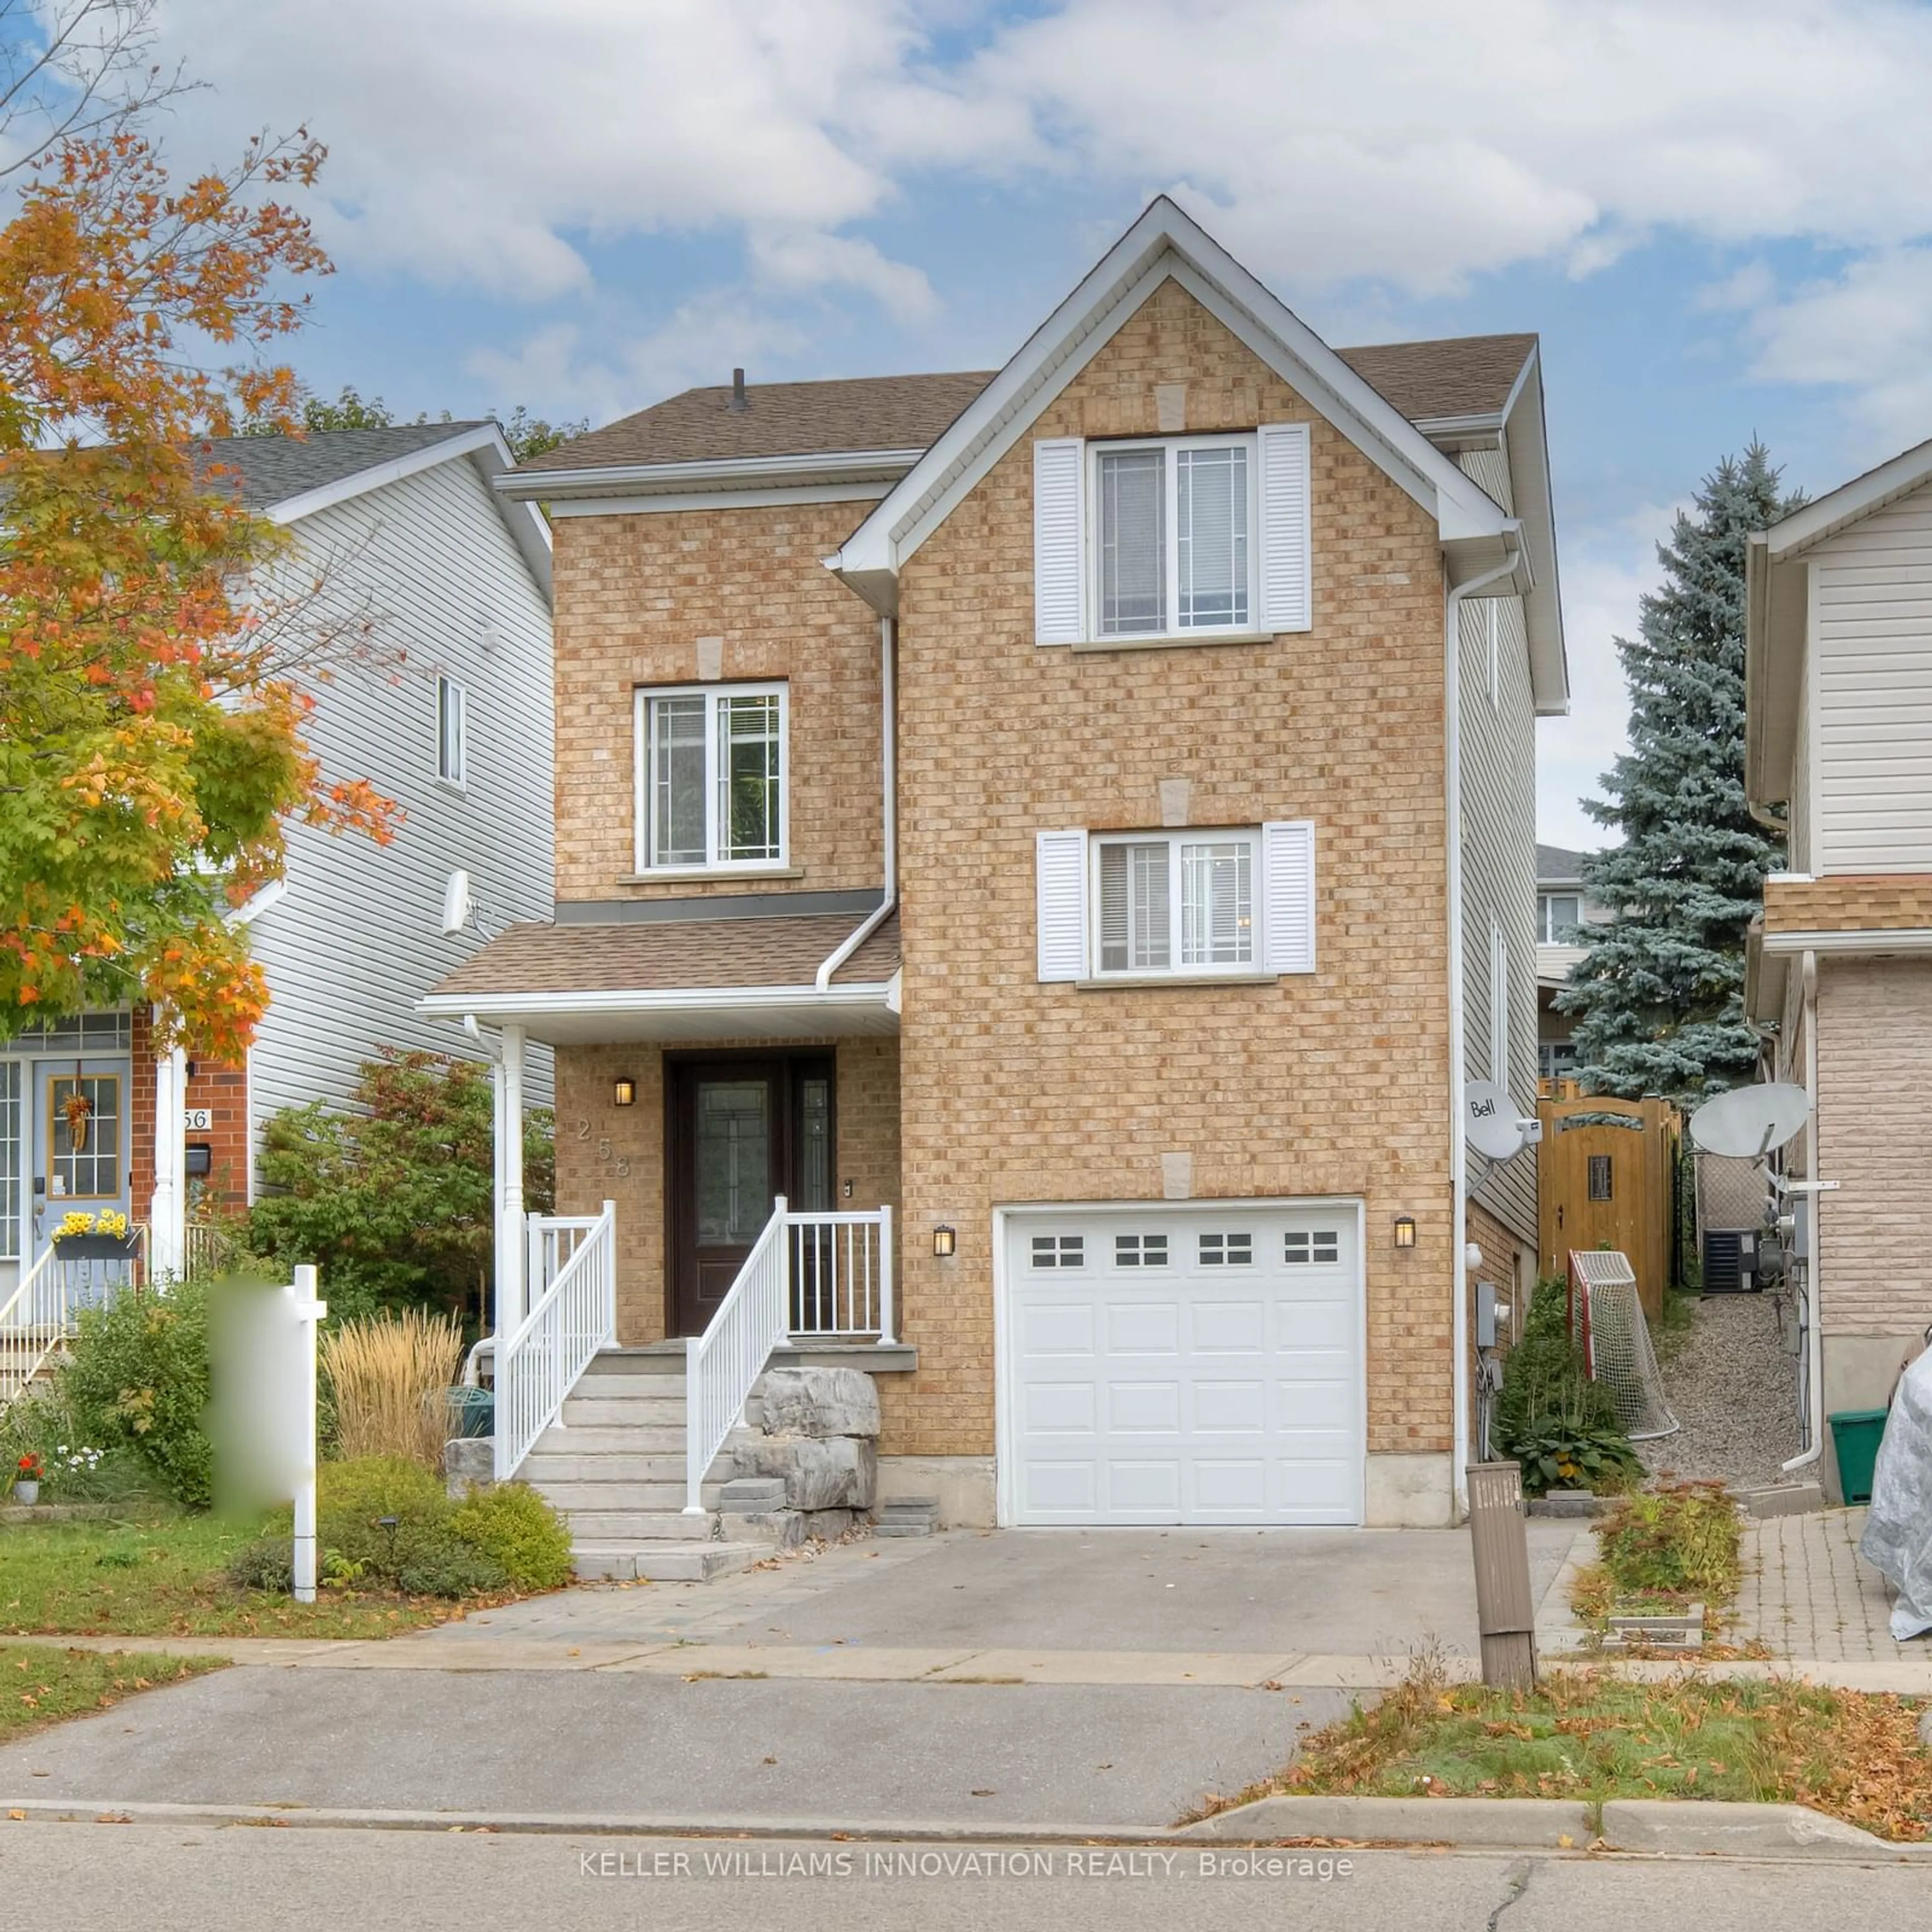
13, 1481, 39, 1506
52, 1233, 138, 1262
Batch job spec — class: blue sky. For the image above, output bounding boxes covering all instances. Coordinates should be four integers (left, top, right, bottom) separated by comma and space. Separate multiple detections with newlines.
120, 0, 1932, 847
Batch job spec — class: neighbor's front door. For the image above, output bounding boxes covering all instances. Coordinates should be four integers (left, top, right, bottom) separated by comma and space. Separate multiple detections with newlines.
668, 1056, 833, 1336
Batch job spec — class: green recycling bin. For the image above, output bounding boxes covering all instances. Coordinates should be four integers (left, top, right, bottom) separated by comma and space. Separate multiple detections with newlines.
446, 1386, 495, 1440
1828, 1407, 1889, 1505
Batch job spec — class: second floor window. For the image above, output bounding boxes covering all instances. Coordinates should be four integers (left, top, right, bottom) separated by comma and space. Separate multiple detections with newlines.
436, 675, 467, 788
639, 682, 787, 870
1095, 831, 1257, 974
1539, 892, 1581, 942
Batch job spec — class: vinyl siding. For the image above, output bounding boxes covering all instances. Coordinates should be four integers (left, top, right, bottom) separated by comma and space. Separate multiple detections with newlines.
246, 452, 555, 1149
1810, 479, 1932, 873
1458, 445, 1539, 1247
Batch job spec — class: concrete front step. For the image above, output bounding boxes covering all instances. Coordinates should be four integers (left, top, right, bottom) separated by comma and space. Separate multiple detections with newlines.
572, 1370, 688, 1398
556, 1507, 717, 1541
539, 1480, 727, 1512
572, 1541, 766, 1583
521, 1452, 699, 1484
560, 1396, 688, 1428
526, 1426, 690, 1456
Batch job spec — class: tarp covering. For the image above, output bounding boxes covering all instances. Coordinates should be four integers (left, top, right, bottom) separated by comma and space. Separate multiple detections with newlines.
1859, 1352, 1932, 1641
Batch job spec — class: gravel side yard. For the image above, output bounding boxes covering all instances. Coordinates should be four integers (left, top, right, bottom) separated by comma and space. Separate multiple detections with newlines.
1638, 1292, 1800, 1486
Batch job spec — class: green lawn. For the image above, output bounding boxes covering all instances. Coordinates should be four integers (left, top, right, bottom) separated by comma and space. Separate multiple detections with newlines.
0, 1644, 226, 1743
0, 1518, 456, 1639
1249, 1662, 1932, 1841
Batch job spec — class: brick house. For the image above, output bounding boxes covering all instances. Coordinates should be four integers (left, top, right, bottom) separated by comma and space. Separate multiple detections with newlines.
428, 199, 1566, 1560
0, 423, 554, 1310
1746, 434, 1932, 1493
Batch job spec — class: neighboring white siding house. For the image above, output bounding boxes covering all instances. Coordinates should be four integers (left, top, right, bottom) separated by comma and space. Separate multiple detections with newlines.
1807, 477, 1932, 873
206, 424, 556, 1160
1458, 444, 1540, 1248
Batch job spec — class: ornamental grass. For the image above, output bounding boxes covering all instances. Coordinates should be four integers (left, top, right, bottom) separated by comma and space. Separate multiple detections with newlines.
320, 1310, 463, 1468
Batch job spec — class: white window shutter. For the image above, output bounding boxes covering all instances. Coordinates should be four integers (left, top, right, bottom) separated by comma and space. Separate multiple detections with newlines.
1262, 820, 1316, 974
1036, 829, 1089, 981
1257, 422, 1312, 633
1033, 438, 1085, 645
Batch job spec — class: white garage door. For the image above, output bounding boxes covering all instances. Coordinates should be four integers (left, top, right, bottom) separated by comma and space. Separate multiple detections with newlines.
1003, 1203, 1363, 1526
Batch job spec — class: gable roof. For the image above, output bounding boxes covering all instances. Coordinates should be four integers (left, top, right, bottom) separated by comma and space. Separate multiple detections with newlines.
1536, 843, 1592, 884
830, 202, 1509, 592
516, 374, 996, 474
1338, 335, 1539, 427
513, 339, 1535, 478
197, 421, 552, 601
197, 423, 496, 511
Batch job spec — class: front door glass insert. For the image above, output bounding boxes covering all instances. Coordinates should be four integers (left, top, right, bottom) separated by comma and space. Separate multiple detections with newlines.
694, 1080, 770, 1244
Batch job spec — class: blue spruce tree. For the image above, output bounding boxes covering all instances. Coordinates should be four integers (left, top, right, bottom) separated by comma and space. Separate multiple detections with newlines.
1558, 444, 1801, 1103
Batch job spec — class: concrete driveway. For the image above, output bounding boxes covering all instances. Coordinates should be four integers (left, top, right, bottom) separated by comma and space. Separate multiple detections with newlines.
0, 1523, 1573, 1831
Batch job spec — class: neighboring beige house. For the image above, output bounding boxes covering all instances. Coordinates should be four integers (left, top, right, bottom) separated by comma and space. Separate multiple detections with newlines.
1535, 842, 1614, 1081
426, 199, 1566, 1568
1746, 434, 1932, 1493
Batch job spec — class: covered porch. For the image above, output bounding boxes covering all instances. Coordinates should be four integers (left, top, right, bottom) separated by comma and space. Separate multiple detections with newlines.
422, 906, 904, 1490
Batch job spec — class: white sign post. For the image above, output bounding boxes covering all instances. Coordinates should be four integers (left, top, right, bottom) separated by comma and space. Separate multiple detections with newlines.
289, 1265, 327, 1603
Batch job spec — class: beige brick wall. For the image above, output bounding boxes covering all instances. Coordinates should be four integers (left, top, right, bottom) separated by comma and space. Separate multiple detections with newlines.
890, 277, 1456, 1461
1817, 956, 1932, 1337
548, 500, 884, 901
553, 1037, 902, 1343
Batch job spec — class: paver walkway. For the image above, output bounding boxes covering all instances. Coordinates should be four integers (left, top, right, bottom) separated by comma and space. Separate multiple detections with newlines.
1734, 1507, 1927, 1662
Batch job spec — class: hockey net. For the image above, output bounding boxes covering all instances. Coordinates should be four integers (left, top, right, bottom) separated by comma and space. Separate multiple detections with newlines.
1568, 1250, 1679, 1441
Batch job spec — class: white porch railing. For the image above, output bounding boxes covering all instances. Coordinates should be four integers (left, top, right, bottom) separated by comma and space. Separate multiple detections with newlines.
788, 1206, 895, 1343
686, 1202, 895, 1514
0, 1232, 143, 1412
494, 1200, 616, 1480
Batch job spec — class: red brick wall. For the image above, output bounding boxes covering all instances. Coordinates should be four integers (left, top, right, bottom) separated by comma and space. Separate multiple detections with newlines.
128, 1008, 251, 1225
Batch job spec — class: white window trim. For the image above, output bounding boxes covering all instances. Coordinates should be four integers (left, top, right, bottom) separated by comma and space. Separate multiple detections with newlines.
1484, 600, 1501, 708
1489, 916, 1510, 1093
1089, 434, 1259, 643
1539, 893, 1581, 943
435, 674, 467, 791
632, 680, 789, 874
1087, 827, 1263, 980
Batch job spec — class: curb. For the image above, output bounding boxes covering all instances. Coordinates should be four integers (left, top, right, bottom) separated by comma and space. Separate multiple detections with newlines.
5, 1794, 1928, 1860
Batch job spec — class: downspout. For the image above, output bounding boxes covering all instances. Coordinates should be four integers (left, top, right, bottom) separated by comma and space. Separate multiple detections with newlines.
1444, 548, 1522, 1520
1783, 949, 1825, 1472
816, 614, 898, 989
464, 1013, 525, 1341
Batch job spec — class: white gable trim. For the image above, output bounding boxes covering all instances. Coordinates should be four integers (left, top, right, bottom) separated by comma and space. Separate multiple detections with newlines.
1761, 434, 1932, 562
830, 197, 1510, 602
268, 424, 553, 604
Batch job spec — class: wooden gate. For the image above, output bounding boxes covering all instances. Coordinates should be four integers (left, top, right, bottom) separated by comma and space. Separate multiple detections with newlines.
1535, 1086, 1678, 1319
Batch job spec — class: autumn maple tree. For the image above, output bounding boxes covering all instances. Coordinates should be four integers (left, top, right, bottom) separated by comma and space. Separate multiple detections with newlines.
0, 113, 400, 1060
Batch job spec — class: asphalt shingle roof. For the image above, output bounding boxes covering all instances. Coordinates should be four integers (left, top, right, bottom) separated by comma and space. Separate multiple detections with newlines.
428, 911, 901, 1000
1537, 843, 1593, 882
517, 334, 1538, 477
195, 422, 493, 511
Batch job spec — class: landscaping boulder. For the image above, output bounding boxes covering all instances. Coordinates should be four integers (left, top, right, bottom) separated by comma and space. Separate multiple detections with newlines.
758, 1367, 880, 1440
443, 1436, 494, 1500
735, 1433, 876, 1511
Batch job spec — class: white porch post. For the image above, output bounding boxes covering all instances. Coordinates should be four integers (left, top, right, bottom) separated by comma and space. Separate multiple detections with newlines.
495, 1023, 527, 1337
148, 1028, 187, 1280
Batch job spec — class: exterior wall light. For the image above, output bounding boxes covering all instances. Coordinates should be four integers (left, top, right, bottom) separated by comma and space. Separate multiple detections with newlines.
612, 1078, 636, 1107
932, 1225, 956, 1258
1393, 1215, 1417, 1250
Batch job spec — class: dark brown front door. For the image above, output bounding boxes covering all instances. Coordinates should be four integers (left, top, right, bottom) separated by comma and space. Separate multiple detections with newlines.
668, 1055, 834, 1336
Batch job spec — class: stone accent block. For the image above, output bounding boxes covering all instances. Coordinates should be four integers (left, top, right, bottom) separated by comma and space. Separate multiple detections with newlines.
444, 1436, 494, 1499
735, 1434, 877, 1510
759, 1367, 881, 1440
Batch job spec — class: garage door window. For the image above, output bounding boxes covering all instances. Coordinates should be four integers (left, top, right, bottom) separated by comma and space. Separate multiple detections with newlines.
1284, 1230, 1340, 1264
1030, 1233, 1085, 1268
1198, 1231, 1253, 1265
1114, 1232, 1169, 1266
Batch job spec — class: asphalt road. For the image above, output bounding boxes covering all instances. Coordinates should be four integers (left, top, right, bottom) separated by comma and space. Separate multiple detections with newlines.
3, 1826, 1930, 1931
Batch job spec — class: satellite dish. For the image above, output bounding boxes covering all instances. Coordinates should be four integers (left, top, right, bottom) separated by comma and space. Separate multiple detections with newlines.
440, 869, 473, 937
1465, 1079, 1530, 1161
1688, 1082, 1810, 1159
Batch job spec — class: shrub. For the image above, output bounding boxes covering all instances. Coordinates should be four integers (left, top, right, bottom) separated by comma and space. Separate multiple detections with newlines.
321, 1310, 464, 1468
1493, 1278, 1640, 1496
61, 1279, 213, 1507
248, 1049, 554, 1329
0, 1382, 165, 1507
449, 1483, 575, 1592
1596, 1479, 1742, 1603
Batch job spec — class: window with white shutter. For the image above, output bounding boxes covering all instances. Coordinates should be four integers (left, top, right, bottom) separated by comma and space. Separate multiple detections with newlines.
1033, 439, 1085, 645
1256, 422, 1312, 632
1036, 829, 1089, 981
1261, 820, 1316, 974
